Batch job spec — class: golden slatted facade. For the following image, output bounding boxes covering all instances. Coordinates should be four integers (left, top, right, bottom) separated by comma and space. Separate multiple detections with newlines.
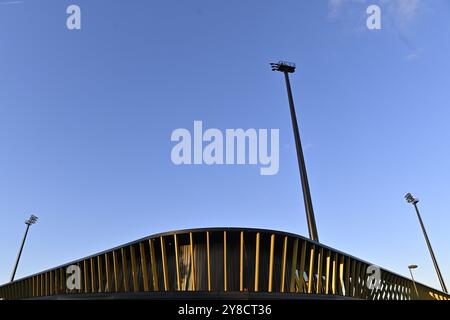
0, 228, 449, 300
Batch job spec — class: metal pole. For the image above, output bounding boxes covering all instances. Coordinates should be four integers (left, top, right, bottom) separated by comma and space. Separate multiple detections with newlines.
412, 203, 448, 293
10, 223, 31, 282
283, 71, 319, 242
408, 268, 419, 298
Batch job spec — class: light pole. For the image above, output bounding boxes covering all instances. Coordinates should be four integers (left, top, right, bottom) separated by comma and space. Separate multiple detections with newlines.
408, 264, 419, 297
271, 61, 319, 242
405, 193, 447, 293
10, 214, 38, 282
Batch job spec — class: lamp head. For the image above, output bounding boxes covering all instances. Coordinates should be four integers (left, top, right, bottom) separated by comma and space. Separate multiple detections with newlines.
25, 214, 38, 225
270, 61, 296, 73
405, 193, 419, 205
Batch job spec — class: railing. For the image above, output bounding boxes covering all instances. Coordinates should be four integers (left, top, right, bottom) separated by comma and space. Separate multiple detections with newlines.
0, 228, 448, 300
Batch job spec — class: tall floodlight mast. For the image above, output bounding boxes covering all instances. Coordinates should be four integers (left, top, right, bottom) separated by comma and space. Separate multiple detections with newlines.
271, 61, 319, 242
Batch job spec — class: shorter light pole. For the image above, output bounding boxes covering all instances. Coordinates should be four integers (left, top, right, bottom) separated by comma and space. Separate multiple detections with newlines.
10, 215, 38, 282
405, 193, 447, 293
408, 264, 419, 297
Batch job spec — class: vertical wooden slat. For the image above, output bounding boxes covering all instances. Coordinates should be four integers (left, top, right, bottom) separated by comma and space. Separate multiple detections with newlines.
289, 238, 299, 293
254, 232, 260, 292
280, 236, 288, 293
239, 231, 244, 292
350, 259, 356, 297
298, 241, 307, 293
25, 279, 28, 298
49, 271, 53, 295
121, 247, 130, 292
207, 231, 211, 292
60, 267, 64, 294
32, 276, 36, 297
97, 255, 103, 293
316, 248, 323, 294
355, 262, 362, 298
30, 276, 34, 297
45, 272, 48, 296
345, 256, 351, 296
54, 269, 59, 295
36, 275, 39, 297
308, 245, 315, 294
44, 272, 49, 296
189, 232, 196, 291
173, 234, 181, 291
83, 260, 89, 293
139, 243, 150, 292
105, 253, 111, 292
149, 239, 159, 291
268, 234, 275, 292
40, 273, 44, 297
90, 257, 96, 293
223, 231, 227, 292
25, 278, 28, 298
130, 245, 139, 292
160, 236, 169, 291
112, 250, 120, 292
22, 280, 25, 298
78, 262, 83, 293
332, 253, 338, 295
35, 276, 38, 298
325, 251, 331, 294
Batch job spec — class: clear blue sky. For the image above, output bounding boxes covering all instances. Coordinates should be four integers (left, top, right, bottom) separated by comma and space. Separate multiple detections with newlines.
1, 0, 449, 291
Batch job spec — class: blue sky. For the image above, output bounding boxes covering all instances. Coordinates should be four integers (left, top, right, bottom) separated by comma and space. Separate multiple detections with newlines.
1, 0, 449, 291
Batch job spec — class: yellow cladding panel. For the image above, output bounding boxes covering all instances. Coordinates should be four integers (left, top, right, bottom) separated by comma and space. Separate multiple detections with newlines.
268, 234, 275, 292
298, 241, 307, 293
206, 232, 211, 292
189, 232, 196, 291
280, 236, 288, 293
308, 245, 315, 294
149, 239, 159, 291
130, 245, 140, 292
254, 232, 260, 292
105, 253, 111, 292
139, 242, 150, 292
97, 255, 103, 293
121, 247, 130, 292
289, 238, 299, 293
90, 257, 96, 293
160, 237, 169, 291
239, 231, 244, 292
325, 251, 331, 295
316, 248, 323, 294
223, 231, 227, 292
174, 234, 181, 291
112, 250, 120, 292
